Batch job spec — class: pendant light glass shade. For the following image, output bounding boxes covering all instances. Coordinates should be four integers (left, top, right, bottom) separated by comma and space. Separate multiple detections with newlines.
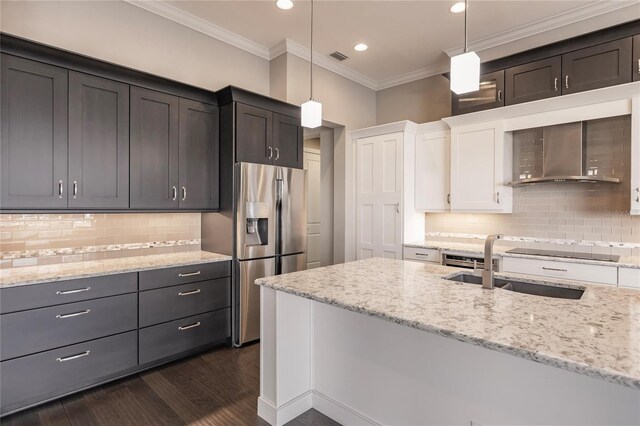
450, 51, 480, 94
302, 100, 322, 128
301, 0, 322, 128
450, 0, 479, 94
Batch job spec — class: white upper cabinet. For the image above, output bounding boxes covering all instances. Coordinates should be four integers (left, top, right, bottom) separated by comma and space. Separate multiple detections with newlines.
631, 95, 640, 216
450, 121, 512, 213
414, 128, 450, 212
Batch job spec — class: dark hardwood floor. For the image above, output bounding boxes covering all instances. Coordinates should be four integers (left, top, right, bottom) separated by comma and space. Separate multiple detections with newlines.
1, 343, 339, 426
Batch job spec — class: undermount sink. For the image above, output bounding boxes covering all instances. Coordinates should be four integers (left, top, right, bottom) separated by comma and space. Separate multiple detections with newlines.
445, 273, 584, 300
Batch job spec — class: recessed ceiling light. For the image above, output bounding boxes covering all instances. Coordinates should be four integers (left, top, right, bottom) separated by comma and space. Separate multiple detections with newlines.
450, 2, 466, 13
276, 0, 293, 10
354, 43, 368, 52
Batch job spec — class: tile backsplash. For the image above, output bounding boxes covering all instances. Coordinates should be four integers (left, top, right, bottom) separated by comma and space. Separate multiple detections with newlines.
0, 213, 201, 268
426, 115, 640, 258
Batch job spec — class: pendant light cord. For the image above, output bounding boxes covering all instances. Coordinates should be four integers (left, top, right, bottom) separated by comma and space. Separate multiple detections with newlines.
310, 0, 314, 100
464, 0, 468, 53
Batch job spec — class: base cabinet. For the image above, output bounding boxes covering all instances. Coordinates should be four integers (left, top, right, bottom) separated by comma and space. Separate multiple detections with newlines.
0, 261, 232, 417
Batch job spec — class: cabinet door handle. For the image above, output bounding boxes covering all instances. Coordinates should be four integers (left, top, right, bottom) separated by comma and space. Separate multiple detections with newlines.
496, 192, 500, 204
172, 186, 177, 201
275, 147, 280, 161
178, 321, 201, 331
268, 146, 273, 159
447, 193, 451, 204
58, 180, 64, 198
565, 75, 569, 89
637, 59, 640, 75
635, 187, 640, 203
497, 89, 502, 103
57, 350, 90, 363
56, 309, 90, 319
395, 203, 400, 213
73, 181, 78, 198
182, 186, 187, 201
56, 287, 91, 295
542, 267, 568, 272
178, 289, 201, 296
178, 271, 201, 277
554, 77, 558, 91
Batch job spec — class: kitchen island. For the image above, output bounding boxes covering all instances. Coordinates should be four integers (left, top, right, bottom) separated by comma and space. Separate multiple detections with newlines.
256, 258, 640, 426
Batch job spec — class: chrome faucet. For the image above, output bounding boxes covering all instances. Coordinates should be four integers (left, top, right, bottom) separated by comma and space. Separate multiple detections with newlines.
482, 234, 503, 289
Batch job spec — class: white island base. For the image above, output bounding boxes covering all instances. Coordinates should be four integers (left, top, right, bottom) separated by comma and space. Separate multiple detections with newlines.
258, 287, 640, 426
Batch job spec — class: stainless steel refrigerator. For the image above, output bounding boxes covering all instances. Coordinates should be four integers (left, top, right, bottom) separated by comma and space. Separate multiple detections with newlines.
233, 162, 306, 345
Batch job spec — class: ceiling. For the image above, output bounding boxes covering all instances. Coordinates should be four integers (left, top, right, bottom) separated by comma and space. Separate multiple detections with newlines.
135, 0, 640, 90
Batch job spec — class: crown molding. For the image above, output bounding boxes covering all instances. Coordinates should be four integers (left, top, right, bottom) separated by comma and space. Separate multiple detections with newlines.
273, 39, 378, 90
444, 1, 638, 57
125, 0, 637, 92
124, 0, 271, 59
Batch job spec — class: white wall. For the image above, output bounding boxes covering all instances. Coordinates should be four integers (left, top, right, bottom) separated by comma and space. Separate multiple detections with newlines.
0, 0, 270, 95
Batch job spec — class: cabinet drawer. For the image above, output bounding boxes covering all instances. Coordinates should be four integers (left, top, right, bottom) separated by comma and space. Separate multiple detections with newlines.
139, 309, 230, 365
1, 331, 137, 415
618, 268, 640, 289
502, 257, 617, 285
139, 261, 230, 291
1, 293, 137, 361
403, 247, 441, 263
0, 273, 137, 314
139, 278, 231, 327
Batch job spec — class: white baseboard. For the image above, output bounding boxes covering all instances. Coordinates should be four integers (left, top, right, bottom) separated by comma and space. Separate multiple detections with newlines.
312, 391, 380, 426
257, 392, 313, 426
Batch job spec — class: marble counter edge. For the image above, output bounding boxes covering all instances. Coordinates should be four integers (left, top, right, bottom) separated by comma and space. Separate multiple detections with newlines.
404, 242, 640, 269
0, 252, 233, 288
255, 272, 640, 391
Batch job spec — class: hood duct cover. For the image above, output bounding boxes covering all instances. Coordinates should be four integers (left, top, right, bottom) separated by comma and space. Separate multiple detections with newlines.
508, 121, 620, 186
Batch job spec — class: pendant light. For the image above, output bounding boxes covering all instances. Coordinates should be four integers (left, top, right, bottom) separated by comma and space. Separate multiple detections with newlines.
450, 0, 480, 94
301, 0, 322, 128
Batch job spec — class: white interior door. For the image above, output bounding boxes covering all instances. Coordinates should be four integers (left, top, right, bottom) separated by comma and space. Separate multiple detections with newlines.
356, 133, 403, 260
304, 148, 322, 269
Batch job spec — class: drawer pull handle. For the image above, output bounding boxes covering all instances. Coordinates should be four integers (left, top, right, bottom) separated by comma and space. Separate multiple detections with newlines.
57, 350, 90, 362
178, 271, 201, 277
178, 321, 201, 331
56, 287, 91, 295
542, 267, 568, 272
178, 289, 201, 296
415, 253, 430, 257
56, 309, 90, 319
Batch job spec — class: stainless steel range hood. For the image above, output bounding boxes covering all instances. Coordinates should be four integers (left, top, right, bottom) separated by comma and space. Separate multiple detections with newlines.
508, 122, 620, 186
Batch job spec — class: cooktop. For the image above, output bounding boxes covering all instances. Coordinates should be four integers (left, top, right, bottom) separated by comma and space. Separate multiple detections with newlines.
506, 248, 620, 263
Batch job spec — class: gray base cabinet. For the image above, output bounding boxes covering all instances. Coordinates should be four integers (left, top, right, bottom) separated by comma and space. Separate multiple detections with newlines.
0, 331, 138, 415
139, 309, 230, 365
0, 261, 231, 416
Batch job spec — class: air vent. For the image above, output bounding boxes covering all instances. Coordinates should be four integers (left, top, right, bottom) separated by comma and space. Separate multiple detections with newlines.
329, 51, 349, 61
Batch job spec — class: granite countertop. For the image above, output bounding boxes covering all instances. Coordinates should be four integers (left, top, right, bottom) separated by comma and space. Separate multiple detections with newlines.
405, 240, 640, 269
0, 251, 232, 288
256, 258, 640, 389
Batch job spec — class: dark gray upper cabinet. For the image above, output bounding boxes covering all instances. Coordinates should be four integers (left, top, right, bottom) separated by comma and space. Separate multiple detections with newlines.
273, 113, 303, 169
179, 98, 219, 210
1, 54, 68, 209
562, 37, 632, 95
452, 70, 505, 116
505, 56, 561, 105
633, 35, 640, 82
130, 87, 180, 209
235, 103, 273, 165
68, 72, 129, 209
